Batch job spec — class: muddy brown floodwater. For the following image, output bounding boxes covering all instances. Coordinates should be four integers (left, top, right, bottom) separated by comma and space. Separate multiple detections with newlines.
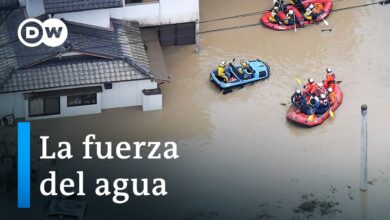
2, 0, 390, 219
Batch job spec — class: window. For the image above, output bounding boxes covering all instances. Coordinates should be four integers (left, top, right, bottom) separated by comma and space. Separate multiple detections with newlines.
125, 0, 143, 4
29, 97, 60, 117
159, 22, 196, 46
67, 93, 97, 107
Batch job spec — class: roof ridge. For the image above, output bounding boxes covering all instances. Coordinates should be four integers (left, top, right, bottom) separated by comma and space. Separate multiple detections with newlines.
123, 56, 153, 79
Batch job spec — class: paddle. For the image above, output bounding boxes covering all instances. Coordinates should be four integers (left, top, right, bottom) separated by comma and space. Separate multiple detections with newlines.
293, 14, 297, 32
295, 78, 302, 85
329, 109, 334, 118
308, 114, 315, 122
319, 15, 329, 26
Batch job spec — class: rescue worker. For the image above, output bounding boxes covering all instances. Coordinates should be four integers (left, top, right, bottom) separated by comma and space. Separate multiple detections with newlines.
306, 95, 319, 115
304, 79, 319, 98
289, 0, 304, 9
303, 78, 315, 95
273, 0, 285, 11
241, 61, 253, 73
300, 102, 313, 115
327, 87, 336, 105
315, 82, 327, 97
291, 89, 306, 110
217, 60, 230, 83
284, 10, 295, 25
237, 68, 249, 79
315, 93, 330, 115
269, 7, 281, 24
304, 4, 319, 21
323, 67, 336, 89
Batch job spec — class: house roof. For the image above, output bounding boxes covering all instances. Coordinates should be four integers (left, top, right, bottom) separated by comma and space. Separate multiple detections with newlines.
0, 0, 19, 10
0, 8, 153, 94
43, 0, 123, 14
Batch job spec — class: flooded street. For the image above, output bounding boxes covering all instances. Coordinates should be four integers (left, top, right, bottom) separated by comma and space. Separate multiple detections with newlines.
2, 0, 390, 219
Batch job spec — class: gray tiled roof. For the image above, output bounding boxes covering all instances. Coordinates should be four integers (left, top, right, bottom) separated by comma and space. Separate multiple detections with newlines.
0, 8, 153, 94
0, 0, 19, 9
0, 59, 148, 93
43, 0, 123, 14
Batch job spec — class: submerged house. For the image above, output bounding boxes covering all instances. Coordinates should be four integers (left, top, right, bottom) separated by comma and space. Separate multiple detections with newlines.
24, 0, 200, 47
0, 8, 166, 120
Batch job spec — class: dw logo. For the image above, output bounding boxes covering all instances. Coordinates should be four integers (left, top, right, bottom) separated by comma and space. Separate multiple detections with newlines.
17, 18, 68, 48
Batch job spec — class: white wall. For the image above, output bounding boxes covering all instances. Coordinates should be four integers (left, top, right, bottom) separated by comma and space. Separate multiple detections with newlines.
54, 0, 199, 28
56, 9, 112, 28
142, 93, 162, 111
101, 80, 157, 109
109, 3, 160, 26
0, 79, 159, 120
159, 0, 199, 24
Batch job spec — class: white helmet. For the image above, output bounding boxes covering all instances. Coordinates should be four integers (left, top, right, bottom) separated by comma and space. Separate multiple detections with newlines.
274, 6, 279, 11
221, 60, 226, 66
320, 94, 326, 99
309, 4, 314, 9
326, 67, 332, 73
328, 88, 333, 93
296, 89, 301, 94
318, 82, 324, 87
308, 78, 314, 83
288, 10, 294, 15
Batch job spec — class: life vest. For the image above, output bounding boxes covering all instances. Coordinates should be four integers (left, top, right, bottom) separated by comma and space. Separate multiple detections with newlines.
326, 72, 335, 82
217, 66, 225, 77
328, 92, 336, 104
309, 84, 319, 95
304, 82, 314, 94
314, 3, 324, 13
304, 9, 313, 20
242, 63, 252, 74
324, 73, 336, 89
284, 15, 293, 25
269, 10, 278, 23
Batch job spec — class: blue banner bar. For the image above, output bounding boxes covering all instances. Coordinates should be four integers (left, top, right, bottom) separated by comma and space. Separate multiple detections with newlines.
18, 122, 30, 208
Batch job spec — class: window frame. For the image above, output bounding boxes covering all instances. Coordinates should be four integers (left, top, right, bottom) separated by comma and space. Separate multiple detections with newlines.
67, 93, 97, 107
28, 97, 60, 117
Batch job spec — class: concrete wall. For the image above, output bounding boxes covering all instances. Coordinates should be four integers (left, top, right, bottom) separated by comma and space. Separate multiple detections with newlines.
54, 0, 199, 28
101, 80, 157, 109
0, 79, 160, 120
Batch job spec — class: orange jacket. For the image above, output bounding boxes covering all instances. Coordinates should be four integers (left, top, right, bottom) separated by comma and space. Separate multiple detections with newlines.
329, 92, 336, 104
309, 83, 319, 95
324, 72, 336, 89
326, 72, 335, 82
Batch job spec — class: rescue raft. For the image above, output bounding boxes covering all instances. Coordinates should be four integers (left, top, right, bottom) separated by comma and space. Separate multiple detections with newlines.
260, 0, 333, 31
286, 84, 343, 127
210, 59, 270, 94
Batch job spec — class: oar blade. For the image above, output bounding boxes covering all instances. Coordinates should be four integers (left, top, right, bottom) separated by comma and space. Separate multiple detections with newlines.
324, 20, 329, 26
295, 78, 302, 85
330, 109, 335, 118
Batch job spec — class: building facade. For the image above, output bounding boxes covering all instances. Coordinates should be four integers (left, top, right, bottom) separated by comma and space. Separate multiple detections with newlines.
23, 0, 200, 46
0, 8, 163, 120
